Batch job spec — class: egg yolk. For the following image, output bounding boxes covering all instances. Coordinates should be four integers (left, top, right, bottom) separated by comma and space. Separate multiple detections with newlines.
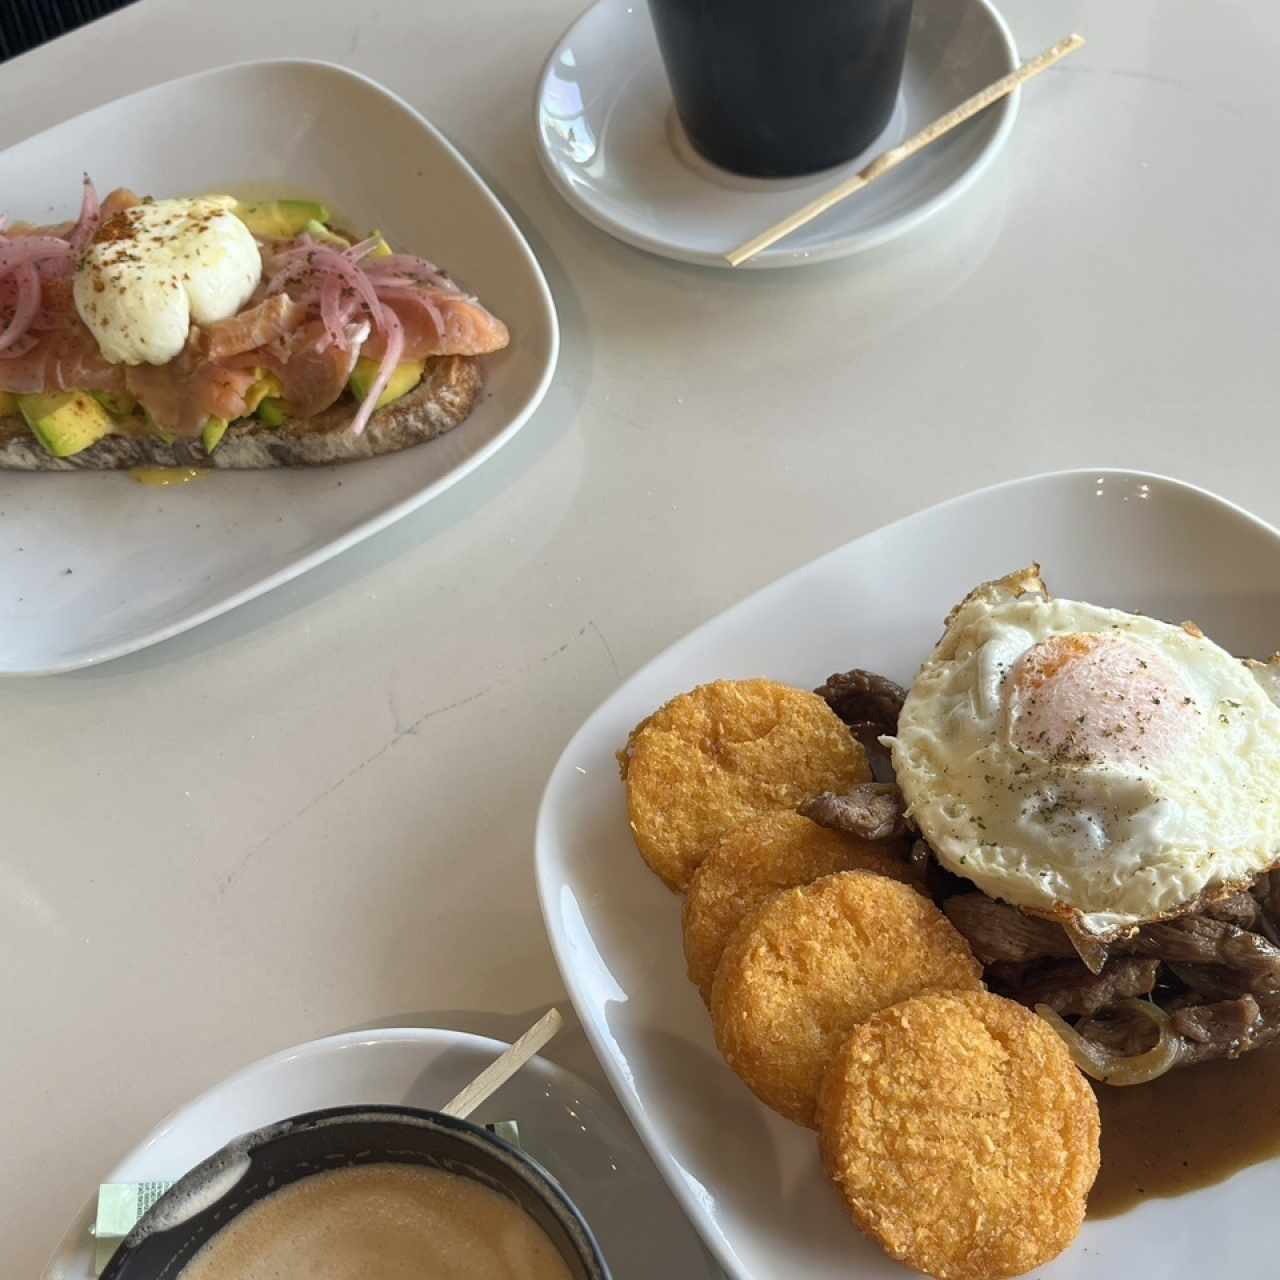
1005, 632, 1197, 768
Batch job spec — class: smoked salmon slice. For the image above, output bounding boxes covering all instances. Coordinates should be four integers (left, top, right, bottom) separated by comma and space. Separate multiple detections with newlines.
200, 294, 307, 360
362, 289, 509, 362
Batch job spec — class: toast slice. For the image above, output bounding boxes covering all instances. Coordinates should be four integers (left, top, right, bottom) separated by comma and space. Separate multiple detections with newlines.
0, 354, 481, 470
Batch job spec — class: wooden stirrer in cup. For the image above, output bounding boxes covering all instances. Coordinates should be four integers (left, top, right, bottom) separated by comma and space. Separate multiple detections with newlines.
439, 1008, 563, 1120
725, 32, 1085, 266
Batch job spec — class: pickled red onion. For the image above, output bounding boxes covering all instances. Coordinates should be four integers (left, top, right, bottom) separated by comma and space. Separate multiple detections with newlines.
266, 244, 383, 326
319, 274, 345, 351
348, 302, 403, 437
67, 174, 100, 258
363, 253, 452, 292
0, 263, 40, 353
0, 332, 39, 361
343, 235, 383, 263
0, 236, 75, 274
0, 176, 94, 357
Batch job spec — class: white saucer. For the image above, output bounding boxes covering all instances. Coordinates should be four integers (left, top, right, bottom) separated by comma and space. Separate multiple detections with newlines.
42, 1027, 720, 1280
535, 0, 1019, 268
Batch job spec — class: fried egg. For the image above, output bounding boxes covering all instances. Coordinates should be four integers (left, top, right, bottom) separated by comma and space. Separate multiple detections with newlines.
74, 196, 261, 365
889, 567, 1280, 936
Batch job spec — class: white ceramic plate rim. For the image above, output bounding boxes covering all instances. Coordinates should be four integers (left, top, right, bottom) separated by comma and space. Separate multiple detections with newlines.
113, 1027, 565, 1169
533, 0, 1019, 268
534, 466, 1280, 1280
4, 58, 559, 677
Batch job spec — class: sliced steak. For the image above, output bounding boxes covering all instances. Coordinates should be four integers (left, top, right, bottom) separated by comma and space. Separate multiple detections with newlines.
1251, 871, 1280, 945
942, 894, 1077, 965
1167, 962, 1250, 1001
1172, 995, 1260, 1047
1075, 1005, 1160, 1057
800, 783, 907, 842
1007, 956, 1160, 1017
1202, 892, 1261, 931
1173, 994, 1280, 1066
1134, 916, 1280, 993
814, 669, 907, 735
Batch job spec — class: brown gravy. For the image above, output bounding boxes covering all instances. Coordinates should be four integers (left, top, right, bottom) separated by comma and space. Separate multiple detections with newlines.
1089, 1039, 1280, 1218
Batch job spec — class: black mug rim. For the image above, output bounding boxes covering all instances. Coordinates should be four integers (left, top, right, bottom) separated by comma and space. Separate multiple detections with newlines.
99, 1103, 611, 1280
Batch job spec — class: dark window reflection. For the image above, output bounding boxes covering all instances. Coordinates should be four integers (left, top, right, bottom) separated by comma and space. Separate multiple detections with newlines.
2, 0, 139, 62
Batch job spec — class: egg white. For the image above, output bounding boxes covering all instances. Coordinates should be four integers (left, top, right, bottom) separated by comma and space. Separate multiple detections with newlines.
73, 195, 261, 365
889, 570, 1280, 935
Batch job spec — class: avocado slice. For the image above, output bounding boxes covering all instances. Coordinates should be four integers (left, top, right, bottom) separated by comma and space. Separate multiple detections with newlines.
243, 372, 283, 416
0, 390, 17, 416
304, 219, 350, 249
256, 397, 290, 427
202, 418, 228, 455
18, 390, 113, 458
90, 390, 138, 416
235, 199, 331, 240
348, 357, 424, 411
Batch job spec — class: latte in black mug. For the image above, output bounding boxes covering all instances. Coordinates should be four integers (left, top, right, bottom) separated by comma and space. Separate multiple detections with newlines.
649, 0, 914, 178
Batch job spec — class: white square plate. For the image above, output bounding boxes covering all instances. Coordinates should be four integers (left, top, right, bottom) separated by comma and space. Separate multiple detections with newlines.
0, 60, 558, 675
536, 469, 1280, 1280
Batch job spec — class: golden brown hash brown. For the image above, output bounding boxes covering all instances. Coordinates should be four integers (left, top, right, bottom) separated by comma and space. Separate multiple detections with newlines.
619, 679, 870, 892
817, 991, 1100, 1280
682, 811, 919, 1002
710, 871, 983, 1127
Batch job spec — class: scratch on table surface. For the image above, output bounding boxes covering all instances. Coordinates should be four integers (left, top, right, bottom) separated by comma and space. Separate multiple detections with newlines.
587, 618, 622, 680
1058, 65, 1190, 90
541, 639, 571, 663
219, 686, 490, 895
1055, 65, 1249, 117
219, 623, 611, 896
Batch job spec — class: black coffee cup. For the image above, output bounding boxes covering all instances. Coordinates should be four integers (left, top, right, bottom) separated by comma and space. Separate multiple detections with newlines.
649, 0, 914, 178
98, 1105, 610, 1280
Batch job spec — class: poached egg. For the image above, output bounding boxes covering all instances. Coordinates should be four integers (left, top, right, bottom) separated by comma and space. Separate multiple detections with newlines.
73, 195, 260, 365
889, 567, 1280, 937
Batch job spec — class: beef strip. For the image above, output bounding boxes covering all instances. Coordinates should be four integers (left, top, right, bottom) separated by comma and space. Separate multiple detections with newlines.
1166, 962, 1250, 1001
1133, 916, 1280, 993
800, 784, 907, 842
1004, 957, 1160, 1017
1250, 871, 1280, 945
906, 839, 974, 903
1074, 994, 1280, 1067
946, 873, 1280, 1069
1252, 870, 1280, 915
1173, 993, 1280, 1066
1202, 892, 1261, 930
1075, 1005, 1159, 1056
814, 669, 907, 735
942, 894, 1078, 964
1172, 995, 1260, 1046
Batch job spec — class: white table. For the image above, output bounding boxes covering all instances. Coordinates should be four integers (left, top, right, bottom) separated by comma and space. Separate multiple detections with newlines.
4, 1, 1276, 1273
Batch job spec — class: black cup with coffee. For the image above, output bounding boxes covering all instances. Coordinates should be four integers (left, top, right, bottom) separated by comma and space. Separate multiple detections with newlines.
648, 0, 914, 178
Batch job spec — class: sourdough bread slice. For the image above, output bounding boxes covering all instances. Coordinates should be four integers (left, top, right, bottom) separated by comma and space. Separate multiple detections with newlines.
0, 355, 481, 470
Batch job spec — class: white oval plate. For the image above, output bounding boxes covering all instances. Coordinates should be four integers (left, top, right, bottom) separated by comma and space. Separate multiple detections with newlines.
535, 0, 1017, 268
42, 1027, 719, 1280
0, 60, 558, 675
536, 468, 1280, 1279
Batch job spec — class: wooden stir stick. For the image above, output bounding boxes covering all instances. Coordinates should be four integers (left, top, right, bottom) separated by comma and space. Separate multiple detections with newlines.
439, 1007, 563, 1120
725, 32, 1085, 266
